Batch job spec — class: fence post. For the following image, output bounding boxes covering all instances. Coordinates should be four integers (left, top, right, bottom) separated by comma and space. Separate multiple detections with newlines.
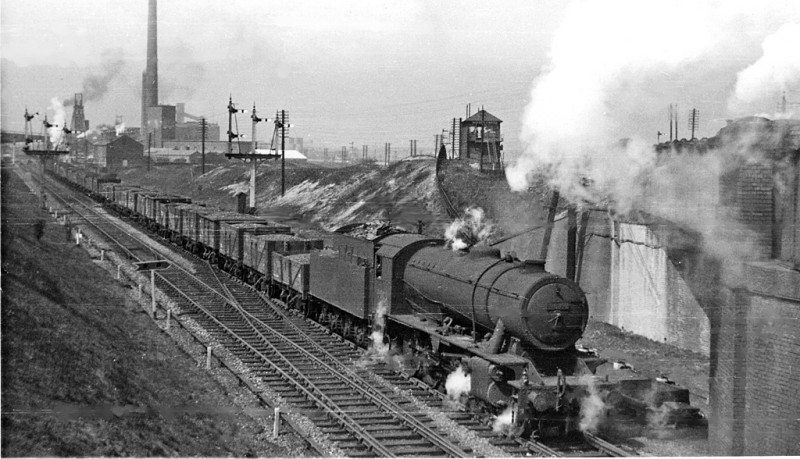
273, 407, 281, 436
206, 346, 213, 369
150, 270, 156, 317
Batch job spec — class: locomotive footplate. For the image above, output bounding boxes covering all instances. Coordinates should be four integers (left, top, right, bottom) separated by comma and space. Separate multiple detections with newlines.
388, 313, 530, 367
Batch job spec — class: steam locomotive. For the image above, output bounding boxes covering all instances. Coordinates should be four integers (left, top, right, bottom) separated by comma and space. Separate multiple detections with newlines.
46, 162, 705, 439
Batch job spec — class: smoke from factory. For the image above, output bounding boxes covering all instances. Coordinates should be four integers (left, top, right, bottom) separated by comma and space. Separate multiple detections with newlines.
63, 48, 126, 107
507, 0, 799, 263
444, 207, 495, 251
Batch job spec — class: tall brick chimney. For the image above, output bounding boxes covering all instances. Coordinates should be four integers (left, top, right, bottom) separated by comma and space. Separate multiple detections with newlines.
141, 0, 158, 134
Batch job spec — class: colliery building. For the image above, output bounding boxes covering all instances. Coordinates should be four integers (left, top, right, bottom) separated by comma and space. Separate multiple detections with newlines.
93, 135, 145, 169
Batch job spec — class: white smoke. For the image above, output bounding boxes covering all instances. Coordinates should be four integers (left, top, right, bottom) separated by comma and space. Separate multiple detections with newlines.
508, 1, 717, 199
76, 129, 95, 139
492, 406, 515, 435
48, 97, 67, 145
578, 375, 607, 433
729, 22, 800, 115
506, 1, 799, 263
444, 365, 471, 402
115, 122, 126, 136
357, 299, 405, 369
444, 207, 495, 251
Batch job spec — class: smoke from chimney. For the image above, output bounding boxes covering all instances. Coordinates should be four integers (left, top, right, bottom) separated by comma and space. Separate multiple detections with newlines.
63, 48, 126, 107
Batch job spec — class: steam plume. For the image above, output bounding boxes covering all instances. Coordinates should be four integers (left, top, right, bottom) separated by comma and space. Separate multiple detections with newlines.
444, 366, 471, 402
492, 406, 515, 435
48, 97, 67, 144
578, 375, 607, 433
729, 22, 800, 115
444, 207, 495, 251
357, 299, 405, 369
506, 1, 798, 264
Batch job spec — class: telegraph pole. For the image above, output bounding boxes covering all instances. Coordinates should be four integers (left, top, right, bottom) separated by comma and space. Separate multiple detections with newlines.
147, 132, 152, 172
688, 108, 700, 140
200, 117, 207, 174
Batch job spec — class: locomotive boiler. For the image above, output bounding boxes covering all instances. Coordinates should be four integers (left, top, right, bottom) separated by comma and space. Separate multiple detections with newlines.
403, 244, 588, 352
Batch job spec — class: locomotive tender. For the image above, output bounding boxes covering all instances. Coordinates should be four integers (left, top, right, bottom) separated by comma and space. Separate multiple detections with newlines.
47, 162, 704, 438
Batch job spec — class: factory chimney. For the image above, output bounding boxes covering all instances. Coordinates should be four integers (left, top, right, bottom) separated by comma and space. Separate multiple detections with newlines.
141, 0, 158, 132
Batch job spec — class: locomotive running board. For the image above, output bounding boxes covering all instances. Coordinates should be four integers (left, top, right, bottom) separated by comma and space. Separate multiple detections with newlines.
389, 313, 530, 367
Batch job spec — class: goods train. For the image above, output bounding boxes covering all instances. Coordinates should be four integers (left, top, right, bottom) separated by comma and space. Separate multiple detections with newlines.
46, 162, 706, 439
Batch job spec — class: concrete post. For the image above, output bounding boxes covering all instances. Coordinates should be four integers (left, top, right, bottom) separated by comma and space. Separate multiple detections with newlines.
138, 283, 143, 299
273, 407, 281, 436
117, 265, 121, 280
100, 249, 105, 261
166, 309, 171, 330
150, 270, 156, 316
206, 346, 212, 369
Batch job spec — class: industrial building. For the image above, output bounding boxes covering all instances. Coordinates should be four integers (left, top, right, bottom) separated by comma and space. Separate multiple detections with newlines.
92, 135, 145, 169
139, 0, 220, 148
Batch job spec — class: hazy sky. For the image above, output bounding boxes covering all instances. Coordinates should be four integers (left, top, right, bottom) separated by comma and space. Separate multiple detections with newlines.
2, 0, 799, 159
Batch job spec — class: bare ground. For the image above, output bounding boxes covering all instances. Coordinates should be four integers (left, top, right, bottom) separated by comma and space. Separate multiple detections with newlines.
1, 165, 309, 457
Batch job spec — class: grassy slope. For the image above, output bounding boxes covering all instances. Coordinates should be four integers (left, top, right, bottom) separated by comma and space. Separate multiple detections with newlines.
1, 166, 295, 457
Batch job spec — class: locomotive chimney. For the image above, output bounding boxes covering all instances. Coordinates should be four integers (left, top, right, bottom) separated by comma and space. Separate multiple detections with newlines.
141, 0, 158, 130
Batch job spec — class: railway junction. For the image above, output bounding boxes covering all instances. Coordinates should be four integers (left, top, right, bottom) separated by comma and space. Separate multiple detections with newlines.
3, 1, 800, 457
4, 153, 715, 457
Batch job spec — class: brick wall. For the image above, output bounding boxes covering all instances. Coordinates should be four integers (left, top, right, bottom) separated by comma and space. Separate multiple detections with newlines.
708, 286, 747, 454
744, 295, 800, 455
710, 263, 800, 455
717, 163, 775, 260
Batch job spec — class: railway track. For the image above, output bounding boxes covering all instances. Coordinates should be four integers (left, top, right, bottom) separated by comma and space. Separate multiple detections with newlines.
155, 261, 473, 457
33, 164, 635, 457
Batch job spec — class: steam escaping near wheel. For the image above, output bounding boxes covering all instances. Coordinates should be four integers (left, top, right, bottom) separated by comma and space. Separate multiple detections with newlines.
444, 366, 471, 403
492, 406, 515, 435
578, 375, 608, 433
444, 207, 495, 251
357, 299, 405, 370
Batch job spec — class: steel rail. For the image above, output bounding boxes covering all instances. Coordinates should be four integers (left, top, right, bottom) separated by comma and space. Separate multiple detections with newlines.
239, 292, 471, 458
207, 270, 469, 458
39, 174, 157, 262
155, 270, 397, 457
248, 291, 473, 457
159, 266, 400, 457
583, 432, 636, 457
